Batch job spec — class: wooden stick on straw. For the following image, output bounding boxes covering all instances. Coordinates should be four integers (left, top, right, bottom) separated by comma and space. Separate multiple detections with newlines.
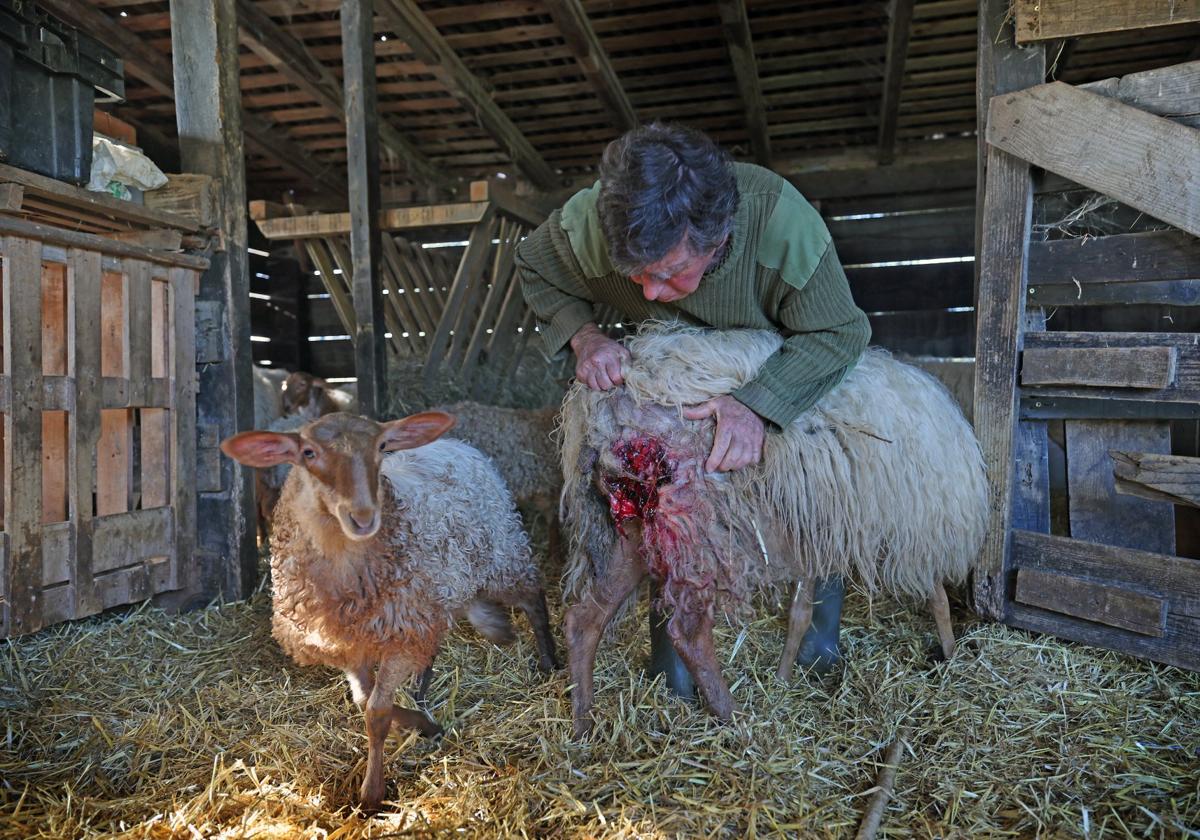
855, 728, 910, 840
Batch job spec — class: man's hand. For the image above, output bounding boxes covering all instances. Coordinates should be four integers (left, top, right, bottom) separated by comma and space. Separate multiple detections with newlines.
682, 395, 765, 472
570, 322, 630, 391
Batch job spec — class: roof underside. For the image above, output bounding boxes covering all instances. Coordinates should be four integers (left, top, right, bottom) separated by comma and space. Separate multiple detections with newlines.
93, 0, 1200, 200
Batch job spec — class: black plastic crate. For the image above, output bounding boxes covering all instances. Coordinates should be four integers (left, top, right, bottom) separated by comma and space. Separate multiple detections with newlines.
0, 0, 125, 185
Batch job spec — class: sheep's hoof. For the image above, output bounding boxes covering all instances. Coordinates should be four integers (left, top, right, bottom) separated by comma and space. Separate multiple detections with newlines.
572, 717, 595, 740
925, 642, 952, 667
359, 781, 385, 813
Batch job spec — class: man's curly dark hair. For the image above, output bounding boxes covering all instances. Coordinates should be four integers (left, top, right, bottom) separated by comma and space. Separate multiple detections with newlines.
597, 123, 739, 276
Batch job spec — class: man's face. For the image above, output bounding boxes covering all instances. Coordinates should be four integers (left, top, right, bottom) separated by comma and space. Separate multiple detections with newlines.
629, 236, 724, 303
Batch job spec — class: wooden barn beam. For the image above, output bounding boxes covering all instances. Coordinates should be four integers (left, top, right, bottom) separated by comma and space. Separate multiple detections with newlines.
876, 0, 915, 165
38, 0, 345, 197
780, 141, 976, 200
976, 0, 1044, 299
235, 0, 453, 190
168, 0, 258, 603
716, 0, 771, 166
986, 82, 1200, 237
375, 0, 560, 190
1013, 0, 1200, 44
341, 0, 386, 417
545, 0, 638, 133
254, 201, 489, 239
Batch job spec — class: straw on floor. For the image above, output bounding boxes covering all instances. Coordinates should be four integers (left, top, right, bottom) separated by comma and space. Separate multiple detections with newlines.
2, 524, 1197, 840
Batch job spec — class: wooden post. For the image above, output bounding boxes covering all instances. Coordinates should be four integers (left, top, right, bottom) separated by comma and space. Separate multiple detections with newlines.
169, 0, 258, 603
975, 0, 1045, 304
972, 147, 1035, 621
341, 0, 386, 418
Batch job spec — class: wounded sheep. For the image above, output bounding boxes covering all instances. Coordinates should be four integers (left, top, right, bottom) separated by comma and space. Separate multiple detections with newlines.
558, 324, 988, 734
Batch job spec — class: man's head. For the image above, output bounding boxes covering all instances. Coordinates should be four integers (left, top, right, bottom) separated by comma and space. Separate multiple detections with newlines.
598, 124, 738, 301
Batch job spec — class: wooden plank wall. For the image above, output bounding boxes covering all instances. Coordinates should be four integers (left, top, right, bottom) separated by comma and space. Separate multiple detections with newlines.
0, 237, 197, 637
820, 185, 977, 360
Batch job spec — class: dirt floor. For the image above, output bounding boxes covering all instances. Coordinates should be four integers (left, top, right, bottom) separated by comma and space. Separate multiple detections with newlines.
2, 510, 1197, 840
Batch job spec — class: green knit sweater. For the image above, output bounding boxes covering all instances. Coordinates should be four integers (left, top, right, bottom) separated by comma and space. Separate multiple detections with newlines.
515, 162, 871, 428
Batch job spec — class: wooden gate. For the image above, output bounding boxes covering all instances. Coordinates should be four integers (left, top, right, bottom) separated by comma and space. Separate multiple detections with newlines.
0, 225, 200, 638
973, 61, 1200, 669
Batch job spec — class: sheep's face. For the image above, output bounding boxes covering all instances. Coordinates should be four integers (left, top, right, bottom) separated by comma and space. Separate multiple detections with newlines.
220, 411, 456, 543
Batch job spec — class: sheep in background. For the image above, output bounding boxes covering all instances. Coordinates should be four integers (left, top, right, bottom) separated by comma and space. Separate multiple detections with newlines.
432, 402, 562, 566
282, 371, 357, 418
253, 366, 287, 427
221, 411, 559, 809
558, 324, 987, 735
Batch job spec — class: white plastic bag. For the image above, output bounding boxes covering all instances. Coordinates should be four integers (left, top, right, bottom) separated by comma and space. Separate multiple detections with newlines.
87, 135, 168, 198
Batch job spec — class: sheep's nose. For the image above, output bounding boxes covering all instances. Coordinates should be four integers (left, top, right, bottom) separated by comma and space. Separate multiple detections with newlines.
349, 511, 375, 532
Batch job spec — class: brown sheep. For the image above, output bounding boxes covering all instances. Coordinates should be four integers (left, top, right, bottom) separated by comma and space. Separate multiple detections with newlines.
221, 411, 559, 808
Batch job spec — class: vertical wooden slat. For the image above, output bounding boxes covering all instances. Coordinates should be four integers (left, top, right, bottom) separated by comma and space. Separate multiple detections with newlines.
40, 261, 68, 524
169, 267, 197, 594
424, 206, 498, 383
97, 268, 131, 517
126, 259, 152, 408
69, 248, 101, 618
385, 236, 439, 334
3, 236, 45, 635
1012, 309, 1050, 534
972, 146, 1036, 621
443, 212, 501, 372
304, 238, 355, 335
460, 221, 520, 380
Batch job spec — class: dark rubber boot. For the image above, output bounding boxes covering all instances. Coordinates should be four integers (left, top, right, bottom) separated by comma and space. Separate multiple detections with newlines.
648, 582, 697, 699
795, 576, 844, 675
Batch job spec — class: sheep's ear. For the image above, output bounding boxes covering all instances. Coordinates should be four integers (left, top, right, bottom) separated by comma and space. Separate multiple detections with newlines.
221, 431, 301, 467
379, 411, 456, 453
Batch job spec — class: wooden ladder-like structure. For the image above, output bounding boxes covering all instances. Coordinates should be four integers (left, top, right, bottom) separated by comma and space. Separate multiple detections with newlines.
253, 180, 549, 394
974, 59, 1200, 671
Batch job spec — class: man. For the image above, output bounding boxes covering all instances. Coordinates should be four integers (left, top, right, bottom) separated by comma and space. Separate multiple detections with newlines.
517, 124, 869, 693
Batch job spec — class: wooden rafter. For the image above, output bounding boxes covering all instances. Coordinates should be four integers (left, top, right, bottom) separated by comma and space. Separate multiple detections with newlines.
716, 0, 771, 166
375, 0, 559, 190
544, 0, 638, 133
877, 0, 915, 165
38, 0, 345, 197
235, 0, 453, 189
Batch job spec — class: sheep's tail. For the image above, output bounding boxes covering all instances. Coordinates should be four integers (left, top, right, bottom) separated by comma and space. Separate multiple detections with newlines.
467, 600, 516, 645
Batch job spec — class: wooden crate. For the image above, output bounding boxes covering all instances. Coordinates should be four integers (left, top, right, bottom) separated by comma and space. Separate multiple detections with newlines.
0, 233, 199, 638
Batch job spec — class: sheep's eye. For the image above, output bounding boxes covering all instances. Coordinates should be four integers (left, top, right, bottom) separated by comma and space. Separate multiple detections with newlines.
302, 448, 316, 460
378, 442, 388, 453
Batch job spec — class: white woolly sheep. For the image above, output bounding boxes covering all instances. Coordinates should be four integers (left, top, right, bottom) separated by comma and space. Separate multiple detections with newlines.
558, 324, 988, 734
221, 411, 559, 809
433, 401, 562, 565
252, 365, 288, 428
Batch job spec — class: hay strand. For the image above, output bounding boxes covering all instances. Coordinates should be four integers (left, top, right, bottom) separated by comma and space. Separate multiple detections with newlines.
855, 727, 909, 840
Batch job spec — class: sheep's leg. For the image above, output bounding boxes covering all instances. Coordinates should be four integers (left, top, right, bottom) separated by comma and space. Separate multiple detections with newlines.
777, 574, 815, 682
358, 656, 440, 811
346, 663, 375, 709
668, 608, 737, 721
516, 589, 561, 673
413, 663, 435, 708
928, 582, 956, 661
564, 536, 644, 739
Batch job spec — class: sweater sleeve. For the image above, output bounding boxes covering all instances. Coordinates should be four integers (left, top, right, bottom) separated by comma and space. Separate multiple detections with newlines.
515, 217, 597, 356
731, 241, 871, 428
